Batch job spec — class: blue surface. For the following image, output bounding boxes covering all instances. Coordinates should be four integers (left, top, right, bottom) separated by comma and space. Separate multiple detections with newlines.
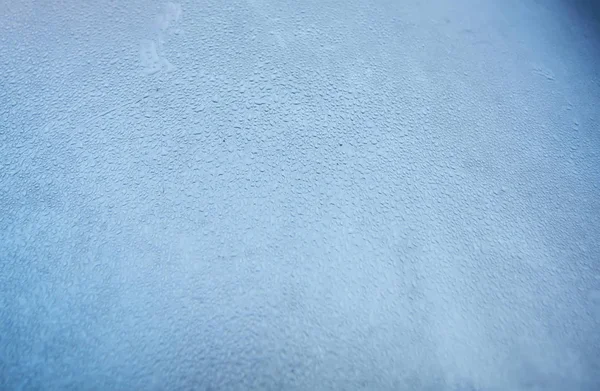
1, 0, 600, 389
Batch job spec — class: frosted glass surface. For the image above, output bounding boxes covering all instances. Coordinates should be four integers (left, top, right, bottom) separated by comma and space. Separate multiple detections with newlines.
1, 0, 600, 389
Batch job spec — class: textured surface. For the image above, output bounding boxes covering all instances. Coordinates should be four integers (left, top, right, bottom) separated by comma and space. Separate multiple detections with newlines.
1, 0, 600, 389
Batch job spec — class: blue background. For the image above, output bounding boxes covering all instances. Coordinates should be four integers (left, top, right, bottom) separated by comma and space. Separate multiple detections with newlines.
1, 0, 600, 389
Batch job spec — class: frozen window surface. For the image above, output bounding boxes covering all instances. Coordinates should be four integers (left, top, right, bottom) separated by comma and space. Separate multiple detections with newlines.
1, 0, 599, 389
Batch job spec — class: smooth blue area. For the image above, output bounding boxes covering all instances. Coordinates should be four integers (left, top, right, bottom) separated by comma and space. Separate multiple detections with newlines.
1, 0, 600, 389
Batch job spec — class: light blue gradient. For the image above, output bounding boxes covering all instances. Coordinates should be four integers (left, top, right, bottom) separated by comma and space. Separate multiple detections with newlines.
1, 0, 599, 389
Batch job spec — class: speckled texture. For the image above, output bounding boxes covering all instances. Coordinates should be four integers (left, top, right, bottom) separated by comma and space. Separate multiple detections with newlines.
1, 0, 600, 390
